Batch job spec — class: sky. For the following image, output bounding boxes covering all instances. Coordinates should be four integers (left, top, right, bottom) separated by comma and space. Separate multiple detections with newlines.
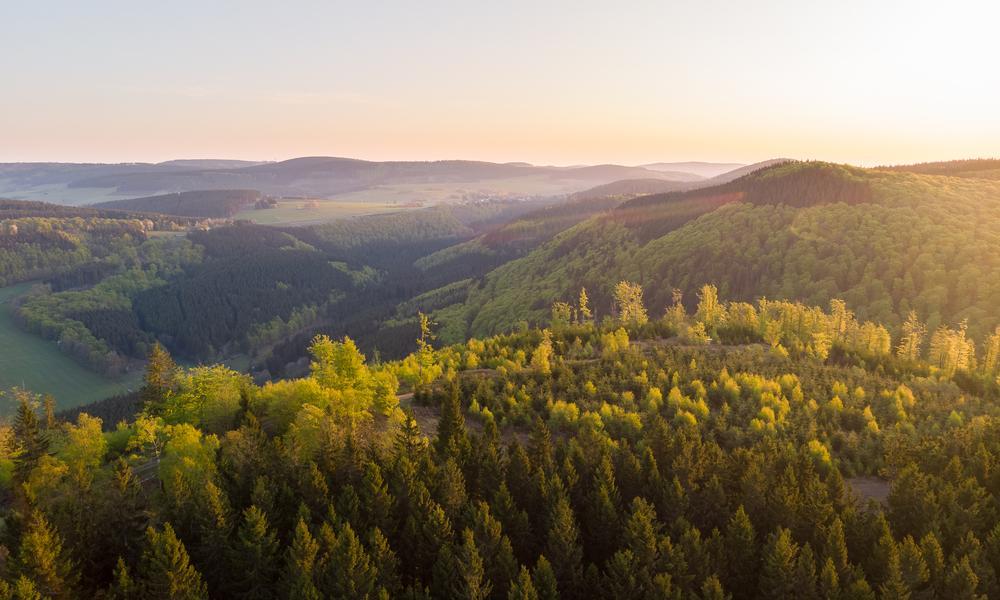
2, 0, 998, 166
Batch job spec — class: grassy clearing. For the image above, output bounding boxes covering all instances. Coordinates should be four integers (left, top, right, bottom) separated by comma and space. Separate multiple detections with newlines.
0, 283, 142, 415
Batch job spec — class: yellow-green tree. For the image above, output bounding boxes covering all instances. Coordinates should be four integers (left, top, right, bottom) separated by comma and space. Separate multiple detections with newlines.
613, 281, 647, 325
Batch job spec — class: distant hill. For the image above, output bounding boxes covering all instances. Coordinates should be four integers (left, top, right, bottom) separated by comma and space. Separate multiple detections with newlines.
570, 160, 790, 202
571, 178, 691, 201
881, 159, 1000, 180
156, 159, 269, 169
641, 161, 745, 178
92, 189, 265, 218
1, 157, 700, 203
425, 160, 1000, 343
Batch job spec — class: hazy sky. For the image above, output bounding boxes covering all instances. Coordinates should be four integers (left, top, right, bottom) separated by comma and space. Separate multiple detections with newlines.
2, 0, 998, 166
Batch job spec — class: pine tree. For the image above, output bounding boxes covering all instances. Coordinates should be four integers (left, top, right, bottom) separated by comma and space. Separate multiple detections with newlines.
943, 556, 984, 600
469, 500, 518, 598
432, 529, 490, 600
360, 461, 394, 533
508, 566, 538, 600
897, 536, 928, 594
585, 455, 622, 564
15, 510, 78, 599
603, 549, 643, 598
759, 527, 799, 600
106, 558, 138, 600
13, 390, 47, 478
138, 523, 208, 600
369, 527, 401, 597
229, 506, 279, 599
819, 557, 840, 600
545, 494, 583, 597
141, 343, 177, 413
699, 575, 731, 600
795, 543, 819, 600
317, 522, 377, 599
532, 556, 559, 600
723, 506, 757, 599
436, 381, 468, 456
878, 543, 910, 600
281, 519, 321, 600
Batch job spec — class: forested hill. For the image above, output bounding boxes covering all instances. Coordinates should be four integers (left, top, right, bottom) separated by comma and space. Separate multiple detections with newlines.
423, 161, 1000, 343
4, 284, 1000, 598
882, 159, 1000, 180
92, 190, 266, 218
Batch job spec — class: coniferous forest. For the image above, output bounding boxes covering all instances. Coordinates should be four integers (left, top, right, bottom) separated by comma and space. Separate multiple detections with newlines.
3, 279, 1000, 598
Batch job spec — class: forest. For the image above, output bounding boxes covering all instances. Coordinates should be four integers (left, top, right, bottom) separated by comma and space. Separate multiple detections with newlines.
2, 283, 1000, 599
442, 162, 1000, 344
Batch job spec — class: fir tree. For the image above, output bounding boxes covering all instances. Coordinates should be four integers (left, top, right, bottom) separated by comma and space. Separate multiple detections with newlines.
507, 566, 538, 600
15, 510, 78, 599
436, 381, 468, 457
280, 519, 321, 600
137, 523, 208, 600
141, 343, 177, 413
545, 495, 583, 598
106, 558, 138, 600
759, 527, 799, 600
532, 556, 559, 600
230, 506, 279, 599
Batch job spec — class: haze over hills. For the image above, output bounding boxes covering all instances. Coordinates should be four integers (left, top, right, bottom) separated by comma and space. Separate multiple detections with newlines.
0, 157, 719, 207
640, 161, 745, 178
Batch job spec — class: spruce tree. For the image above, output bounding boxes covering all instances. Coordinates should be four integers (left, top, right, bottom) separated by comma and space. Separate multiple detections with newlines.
545, 495, 583, 598
13, 391, 47, 478
508, 566, 538, 600
106, 558, 137, 600
141, 343, 177, 413
281, 518, 321, 600
15, 510, 78, 599
723, 506, 757, 599
819, 557, 840, 600
138, 523, 208, 600
759, 527, 799, 600
229, 506, 279, 599
369, 527, 401, 597
532, 556, 559, 600
436, 381, 467, 457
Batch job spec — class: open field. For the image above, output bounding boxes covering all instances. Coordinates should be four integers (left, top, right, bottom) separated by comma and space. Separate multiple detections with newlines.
233, 199, 408, 226
0, 283, 142, 414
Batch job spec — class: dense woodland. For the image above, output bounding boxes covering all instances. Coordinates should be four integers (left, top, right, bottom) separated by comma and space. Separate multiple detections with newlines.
2, 283, 1000, 599
442, 162, 1000, 344
93, 191, 267, 219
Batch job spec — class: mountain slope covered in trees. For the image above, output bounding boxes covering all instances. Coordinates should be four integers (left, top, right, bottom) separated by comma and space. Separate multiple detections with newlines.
3, 283, 1000, 598
431, 162, 1000, 344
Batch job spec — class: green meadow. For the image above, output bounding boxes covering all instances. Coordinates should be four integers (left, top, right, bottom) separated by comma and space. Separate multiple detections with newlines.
0, 283, 141, 414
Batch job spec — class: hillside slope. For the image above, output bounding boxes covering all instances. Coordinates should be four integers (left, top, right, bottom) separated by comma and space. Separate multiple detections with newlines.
93, 189, 265, 218
438, 161, 1000, 342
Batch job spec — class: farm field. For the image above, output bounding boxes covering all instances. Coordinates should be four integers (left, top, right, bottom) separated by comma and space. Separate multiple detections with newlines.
0, 283, 142, 414
232, 199, 407, 225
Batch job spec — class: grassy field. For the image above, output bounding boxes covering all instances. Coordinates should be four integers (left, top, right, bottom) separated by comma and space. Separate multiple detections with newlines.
0, 283, 142, 415
233, 199, 407, 226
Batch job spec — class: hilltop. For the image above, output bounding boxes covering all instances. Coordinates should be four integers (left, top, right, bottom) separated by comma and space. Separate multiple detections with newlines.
417, 161, 1000, 343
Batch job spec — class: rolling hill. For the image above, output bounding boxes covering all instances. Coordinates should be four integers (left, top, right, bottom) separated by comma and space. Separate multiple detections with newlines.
421, 161, 1000, 343
0, 157, 709, 205
92, 189, 266, 218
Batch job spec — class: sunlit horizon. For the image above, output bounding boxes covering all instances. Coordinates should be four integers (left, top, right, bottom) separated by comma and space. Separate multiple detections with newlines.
4, 0, 999, 166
